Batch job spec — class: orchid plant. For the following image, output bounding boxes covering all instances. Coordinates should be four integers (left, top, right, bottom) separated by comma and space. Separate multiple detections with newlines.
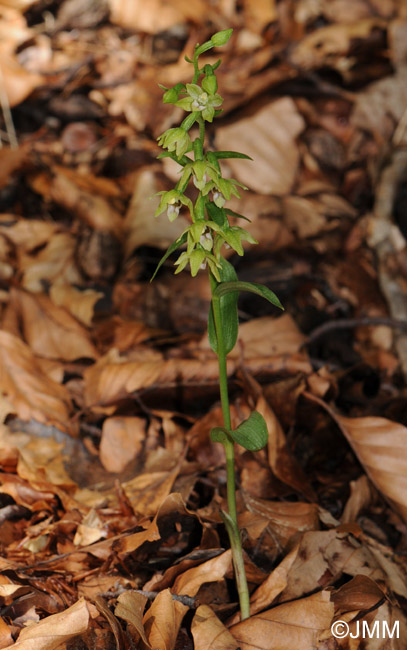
152, 29, 283, 620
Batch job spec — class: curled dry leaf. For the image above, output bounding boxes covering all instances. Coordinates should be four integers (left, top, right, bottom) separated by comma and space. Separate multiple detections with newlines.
123, 169, 189, 257
142, 589, 178, 650
0, 330, 72, 433
290, 19, 386, 70
192, 605, 239, 650
108, 0, 208, 33
230, 590, 334, 649
335, 415, 407, 524
255, 394, 314, 499
115, 591, 149, 647
7, 289, 98, 361
215, 98, 305, 195
49, 284, 103, 327
100, 416, 146, 473
241, 493, 319, 547
12, 597, 89, 649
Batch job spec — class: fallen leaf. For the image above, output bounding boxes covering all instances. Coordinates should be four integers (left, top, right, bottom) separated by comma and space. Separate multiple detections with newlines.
336, 414, 407, 523
215, 98, 305, 195
143, 589, 178, 650
12, 597, 89, 649
230, 590, 334, 649
100, 416, 146, 473
192, 605, 239, 650
108, 0, 208, 33
0, 330, 73, 433
115, 591, 149, 646
123, 168, 189, 257
49, 284, 103, 327
7, 288, 98, 361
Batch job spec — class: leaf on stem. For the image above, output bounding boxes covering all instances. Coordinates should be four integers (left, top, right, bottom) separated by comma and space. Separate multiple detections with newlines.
150, 233, 187, 281
208, 258, 239, 355
230, 411, 269, 451
213, 281, 284, 310
211, 151, 253, 160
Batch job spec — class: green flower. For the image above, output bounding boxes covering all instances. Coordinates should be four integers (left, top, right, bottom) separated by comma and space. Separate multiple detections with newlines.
176, 84, 223, 122
154, 190, 193, 221
157, 127, 192, 158
174, 246, 221, 279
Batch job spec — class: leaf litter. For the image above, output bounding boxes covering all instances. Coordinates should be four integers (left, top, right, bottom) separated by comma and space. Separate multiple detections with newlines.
0, 0, 407, 648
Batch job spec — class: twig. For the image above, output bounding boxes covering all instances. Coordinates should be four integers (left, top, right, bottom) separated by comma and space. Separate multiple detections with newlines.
0, 65, 18, 149
305, 316, 407, 347
98, 587, 196, 608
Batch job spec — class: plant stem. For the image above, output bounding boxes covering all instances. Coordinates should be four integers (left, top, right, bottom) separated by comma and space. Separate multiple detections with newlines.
210, 274, 250, 621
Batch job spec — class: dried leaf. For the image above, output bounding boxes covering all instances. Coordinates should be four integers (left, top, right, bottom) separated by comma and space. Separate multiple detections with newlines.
49, 284, 103, 327
100, 416, 145, 473
12, 597, 89, 649
108, 0, 208, 33
143, 589, 178, 650
0, 330, 72, 433
230, 590, 334, 649
192, 605, 239, 650
115, 591, 149, 646
8, 289, 98, 361
215, 98, 305, 195
331, 414, 407, 523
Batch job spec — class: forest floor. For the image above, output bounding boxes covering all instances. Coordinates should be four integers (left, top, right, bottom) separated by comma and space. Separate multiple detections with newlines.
1, 1, 407, 648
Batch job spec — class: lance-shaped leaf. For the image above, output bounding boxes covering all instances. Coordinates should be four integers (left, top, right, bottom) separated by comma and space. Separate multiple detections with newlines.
208, 258, 239, 355
211, 151, 253, 160
230, 411, 268, 451
213, 281, 284, 310
150, 233, 187, 281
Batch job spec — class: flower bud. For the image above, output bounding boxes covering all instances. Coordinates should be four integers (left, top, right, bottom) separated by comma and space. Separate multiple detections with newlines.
210, 29, 233, 47
202, 75, 218, 95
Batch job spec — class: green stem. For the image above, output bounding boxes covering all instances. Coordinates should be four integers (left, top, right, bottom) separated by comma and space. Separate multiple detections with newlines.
209, 273, 250, 621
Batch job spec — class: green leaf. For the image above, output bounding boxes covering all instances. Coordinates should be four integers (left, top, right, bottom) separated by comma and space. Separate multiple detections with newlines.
150, 233, 187, 281
210, 427, 231, 444
230, 411, 268, 451
211, 151, 253, 161
208, 258, 238, 355
157, 151, 192, 166
213, 281, 284, 310
207, 201, 228, 228
225, 208, 251, 222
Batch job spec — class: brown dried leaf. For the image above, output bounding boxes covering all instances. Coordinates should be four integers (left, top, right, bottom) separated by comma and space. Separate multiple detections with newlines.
331, 575, 385, 614
256, 395, 314, 498
8, 289, 98, 361
123, 169, 189, 256
108, 0, 208, 33
278, 529, 386, 602
192, 605, 239, 650
334, 415, 407, 523
173, 550, 232, 598
142, 589, 178, 650
215, 98, 305, 195
12, 597, 89, 649
0, 330, 72, 433
115, 591, 149, 646
247, 544, 300, 618
290, 19, 385, 70
0, 55, 43, 107
100, 416, 145, 473
341, 475, 374, 523
230, 590, 334, 649
241, 494, 319, 546
49, 284, 103, 327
